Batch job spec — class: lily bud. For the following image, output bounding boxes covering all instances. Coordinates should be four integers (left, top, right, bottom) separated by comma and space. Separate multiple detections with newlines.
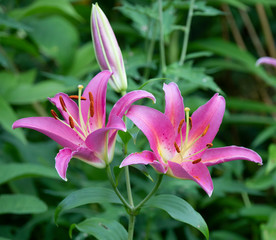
91, 3, 127, 93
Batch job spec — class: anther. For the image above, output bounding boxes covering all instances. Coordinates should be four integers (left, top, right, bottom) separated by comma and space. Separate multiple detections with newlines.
192, 158, 202, 164
69, 116, 74, 128
69, 95, 86, 100
178, 119, 185, 134
51, 110, 58, 120
59, 96, 66, 112
89, 92, 94, 117
202, 124, 210, 137
189, 117, 192, 130
174, 142, 181, 153
206, 143, 213, 148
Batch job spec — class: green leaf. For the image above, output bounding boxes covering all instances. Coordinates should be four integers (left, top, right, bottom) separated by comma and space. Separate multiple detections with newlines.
194, 1, 224, 16
6, 81, 66, 104
55, 187, 121, 223
28, 16, 79, 68
71, 217, 127, 240
0, 13, 32, 31
0, 163, 59, 185
0, 194, 47, 214
239, 204, 275, 221
266, 144, 276, 174
10, 0, 82, 21
252, 125, 276, 148
145, 194, 209, 239
0, 95, 26, 143
261, 211, 276, 240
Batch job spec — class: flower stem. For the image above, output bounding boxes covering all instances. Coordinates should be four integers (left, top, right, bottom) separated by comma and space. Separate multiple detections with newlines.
125, 166, 134, 207
135, 174, 163, 211
127, 213, 136, 240
179, 0, 195, 66
106, 164, 131, 209
158, 0, 166, 74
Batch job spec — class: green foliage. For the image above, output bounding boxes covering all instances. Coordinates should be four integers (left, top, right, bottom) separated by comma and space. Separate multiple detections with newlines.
0, 0, 275, 239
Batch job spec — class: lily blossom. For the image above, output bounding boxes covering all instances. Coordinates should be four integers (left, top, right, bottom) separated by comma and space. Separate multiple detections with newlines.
13, 71, 155, 181
120, 82, 262, 196
91, 3, 127, 93
256, 57, 276, 68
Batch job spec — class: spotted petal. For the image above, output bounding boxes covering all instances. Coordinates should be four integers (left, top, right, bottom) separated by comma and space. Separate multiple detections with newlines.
201, 146, 263, 166
163, 82, 185, 131
168, 161, 213, 196
12, 117, 83, 149
126, 105, 176, 163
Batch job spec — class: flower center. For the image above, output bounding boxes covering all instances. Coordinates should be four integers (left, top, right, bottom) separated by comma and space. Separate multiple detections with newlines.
173, 107, 212, 164
50, 85, 95, 141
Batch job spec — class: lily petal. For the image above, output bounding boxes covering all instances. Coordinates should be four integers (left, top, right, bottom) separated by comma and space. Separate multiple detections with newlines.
120, 150, 166, 173
12, 117, 83, 149
256, 57, 276, 67
126, 105, 176, 163
108, 90, 156, 121
201, 146, 263, 166
82, 70, 112, 130
168, 161, 213, 196
163, 82, 185, 131
48, 93, 79, 125
55, 148, 72, 181
187, 94, 225, 159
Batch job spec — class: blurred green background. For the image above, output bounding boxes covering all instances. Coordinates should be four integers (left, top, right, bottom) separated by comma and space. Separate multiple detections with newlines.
0, 0, 276, 239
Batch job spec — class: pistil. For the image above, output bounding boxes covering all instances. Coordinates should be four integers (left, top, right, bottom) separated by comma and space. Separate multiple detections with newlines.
77, 85, 87, 136
184, 107, 190, 147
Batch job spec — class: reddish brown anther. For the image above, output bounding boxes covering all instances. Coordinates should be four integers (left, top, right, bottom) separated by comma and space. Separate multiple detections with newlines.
178, 119, 185, 134
189, 117, 192, 130
174, 142, 181, 153
192, 158, 202, 164
59, 96, 67, 112
69, 95, 86, 100
89, 92, 94, 102
51, 110, 58, 120
202, 124, 210, 137
69, 116, 74, 128
206, 143, 213, 148
89, 92, 94, 117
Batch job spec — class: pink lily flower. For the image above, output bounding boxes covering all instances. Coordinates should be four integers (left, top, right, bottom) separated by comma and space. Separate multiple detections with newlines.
12, 71, 155, 181
120, 82, 262, 196
91, 3, 127, 93
256, 57, 276, 67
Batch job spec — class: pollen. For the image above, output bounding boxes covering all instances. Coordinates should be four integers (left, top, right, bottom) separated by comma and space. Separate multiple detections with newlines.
69, 95, 86, 100
192, 158, 202, 164
206, 143, 213, 148
51, 109, 58, 120
189, 117, 192, 130
202, 124, 210, 137
174, 142, 181, 153
59, 96, 67, 112
69, 116, 75, 128
178, 119, 185, 134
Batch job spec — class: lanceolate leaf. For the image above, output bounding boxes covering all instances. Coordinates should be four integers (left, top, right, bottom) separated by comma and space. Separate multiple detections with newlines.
145, 194, 209, 239
55, 187, 121, 223
71, 217, 127, 240
0, 194, 47, 214
0, 163, 59, 185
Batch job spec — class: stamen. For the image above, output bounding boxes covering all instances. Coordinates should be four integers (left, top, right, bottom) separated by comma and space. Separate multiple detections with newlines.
174, 142, 181, 153
69, 116, 75, 128
69, 95, 87, 100
51, 110, 58, 120
189, 117, 192, 130
184, 107, 190, 146
192, 158, 202, 164
178, 119, 185, 134
89, 92, 94, 117
59, 96, 66, 112
202, 124, 210, 137
206, 143, 213, 148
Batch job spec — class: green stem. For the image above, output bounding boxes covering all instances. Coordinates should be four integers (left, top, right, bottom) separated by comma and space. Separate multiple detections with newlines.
158, 0, 166, 74
127, 214, 136, 240
179, 0, 195, 66
125, 166, 134, 206
135, 174, 163, 211
106, 164, 131, 209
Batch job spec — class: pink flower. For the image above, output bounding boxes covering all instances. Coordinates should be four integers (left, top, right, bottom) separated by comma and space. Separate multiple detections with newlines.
13, 71, 155, 181
120, 82, 262, 196
256, 57, 276, 68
